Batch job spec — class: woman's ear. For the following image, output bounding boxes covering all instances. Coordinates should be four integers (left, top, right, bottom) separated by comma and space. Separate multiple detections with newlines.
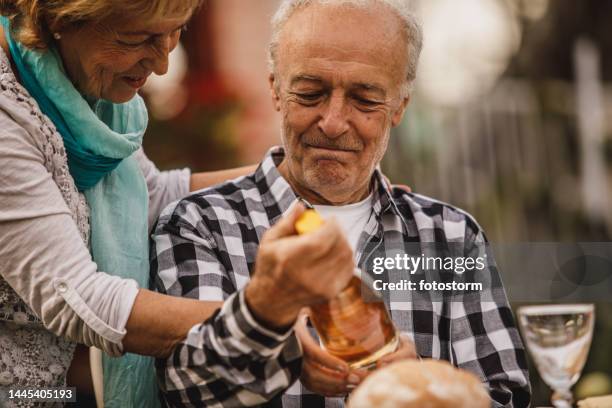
269, 73, 281, 112
45, 16, 62, 36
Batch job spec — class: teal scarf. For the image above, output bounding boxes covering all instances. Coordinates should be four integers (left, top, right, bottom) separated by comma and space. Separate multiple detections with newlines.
1, 18, 160, 408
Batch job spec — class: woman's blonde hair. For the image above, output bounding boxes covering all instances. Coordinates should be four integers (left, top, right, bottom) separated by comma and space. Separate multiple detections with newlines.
0, 0, 203, 49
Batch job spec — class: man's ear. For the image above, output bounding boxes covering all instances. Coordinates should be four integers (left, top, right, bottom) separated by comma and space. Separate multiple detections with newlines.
269, 73, 281, 112
391, 94, 411, 127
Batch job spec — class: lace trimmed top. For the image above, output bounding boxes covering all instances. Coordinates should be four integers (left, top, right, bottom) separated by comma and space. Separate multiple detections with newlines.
0, 45, 91, 408
0, 46, 191, 406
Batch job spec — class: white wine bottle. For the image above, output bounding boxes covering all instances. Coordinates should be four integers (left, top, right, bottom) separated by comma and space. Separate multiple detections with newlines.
296, 210, 399, 369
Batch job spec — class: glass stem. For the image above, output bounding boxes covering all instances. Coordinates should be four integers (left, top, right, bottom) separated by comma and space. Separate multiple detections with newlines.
551, 388, 573, 408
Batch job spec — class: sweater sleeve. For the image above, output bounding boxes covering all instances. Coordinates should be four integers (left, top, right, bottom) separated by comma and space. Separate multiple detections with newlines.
133, 148, 191, 231
0, 107, 138, 356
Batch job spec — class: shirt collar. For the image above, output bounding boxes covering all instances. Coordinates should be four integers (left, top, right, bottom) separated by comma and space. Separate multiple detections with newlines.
253, 146, 402, 225
370, 169, 398, 218
253, 146, 299, 225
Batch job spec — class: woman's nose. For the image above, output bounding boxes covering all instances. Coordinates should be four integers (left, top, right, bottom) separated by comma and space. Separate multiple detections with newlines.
152, 55, 169, 76
144, 37, 171, 76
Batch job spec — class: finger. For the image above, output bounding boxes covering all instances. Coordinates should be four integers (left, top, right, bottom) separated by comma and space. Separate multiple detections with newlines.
277, 221, 354, 281
302, 363, 367, 396
265, 217, 343, 267
345, 368, 369, 390
307, 218, 348, 250
294, 312, 314, 346
297, 255, 353, 300
297, 307, 310, 320
307, 242, 355, 295
302, 221, 354, 272
302, 360, 350, 397
376, 335, 417, 368
394, 184, 412, 193
263, 202, 306, 241
295, 315, 349, 374
295, 314, 354, 397
291, 218, 346, 262
397, 334, 417, 357
382, 173, 412, 193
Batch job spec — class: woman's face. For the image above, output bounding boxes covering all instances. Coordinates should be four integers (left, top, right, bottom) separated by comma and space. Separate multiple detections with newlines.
55, 13, 191, 103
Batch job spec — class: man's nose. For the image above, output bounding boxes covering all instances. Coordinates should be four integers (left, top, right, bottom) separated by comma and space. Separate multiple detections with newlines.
318, 94, 350, 138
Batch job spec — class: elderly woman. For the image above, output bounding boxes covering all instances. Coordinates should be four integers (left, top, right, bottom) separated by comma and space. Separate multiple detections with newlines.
0, 0, 255, 406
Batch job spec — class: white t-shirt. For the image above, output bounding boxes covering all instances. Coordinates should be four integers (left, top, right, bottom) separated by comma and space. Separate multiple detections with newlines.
313, 193, 374, 252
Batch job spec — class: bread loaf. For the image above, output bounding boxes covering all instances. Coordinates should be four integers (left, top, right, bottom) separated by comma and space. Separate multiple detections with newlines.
347, 359, 490, 408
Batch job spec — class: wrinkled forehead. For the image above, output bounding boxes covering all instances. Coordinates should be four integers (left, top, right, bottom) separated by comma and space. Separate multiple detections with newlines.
276, 3, 408, 86
102, 13, 190, 34
104, 6, 193, 30
111, 0, 197, 22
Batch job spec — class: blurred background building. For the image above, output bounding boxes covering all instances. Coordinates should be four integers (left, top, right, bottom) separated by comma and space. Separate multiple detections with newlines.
141, 0, 612, 404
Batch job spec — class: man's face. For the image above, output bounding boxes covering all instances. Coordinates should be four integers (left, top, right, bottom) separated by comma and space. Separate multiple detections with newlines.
271, 3, 411, 205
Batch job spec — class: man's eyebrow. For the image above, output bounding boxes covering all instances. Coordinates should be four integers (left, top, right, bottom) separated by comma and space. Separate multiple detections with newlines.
352, 83, 387, 97
288, 76, 387, 97
290, 75, 324, 86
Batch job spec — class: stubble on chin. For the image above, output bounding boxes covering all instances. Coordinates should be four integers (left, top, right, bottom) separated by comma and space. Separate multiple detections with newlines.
302, 158, 351, 193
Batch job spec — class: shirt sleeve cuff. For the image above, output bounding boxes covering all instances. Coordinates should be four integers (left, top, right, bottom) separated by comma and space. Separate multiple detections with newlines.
214, 289, 295, 358
114, 279, 140, 348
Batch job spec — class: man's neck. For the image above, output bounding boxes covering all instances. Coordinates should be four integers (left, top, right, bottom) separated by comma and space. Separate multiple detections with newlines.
277, 159, 372, 206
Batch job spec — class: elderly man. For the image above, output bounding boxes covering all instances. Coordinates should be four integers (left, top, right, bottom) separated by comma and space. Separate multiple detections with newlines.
151, 0, 531, 407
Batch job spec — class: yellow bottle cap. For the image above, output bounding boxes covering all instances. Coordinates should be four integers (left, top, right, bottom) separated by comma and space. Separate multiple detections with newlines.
295, 209, 324, 235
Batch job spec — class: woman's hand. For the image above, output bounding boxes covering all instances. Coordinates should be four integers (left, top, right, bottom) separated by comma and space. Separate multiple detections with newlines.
295, 311, 368, 397
381, 173, 412, 194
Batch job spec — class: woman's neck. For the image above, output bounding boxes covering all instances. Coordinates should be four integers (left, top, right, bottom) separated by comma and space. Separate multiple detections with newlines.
0, 24, 8, 54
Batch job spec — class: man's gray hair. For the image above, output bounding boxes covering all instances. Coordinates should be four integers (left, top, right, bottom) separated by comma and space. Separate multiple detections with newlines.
268, 0, 423, 94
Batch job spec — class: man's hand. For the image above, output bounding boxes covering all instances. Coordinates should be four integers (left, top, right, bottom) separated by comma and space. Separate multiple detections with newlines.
375, 334, 418, 368
295, 311, 418, 396
295, 311, 368, 396
245, 203, 354, 329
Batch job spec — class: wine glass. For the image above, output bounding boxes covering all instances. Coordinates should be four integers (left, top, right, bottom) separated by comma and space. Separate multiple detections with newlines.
518, 304, 595, 408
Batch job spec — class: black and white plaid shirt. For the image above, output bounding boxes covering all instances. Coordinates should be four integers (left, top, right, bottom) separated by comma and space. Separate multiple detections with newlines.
151, 146, 531, 407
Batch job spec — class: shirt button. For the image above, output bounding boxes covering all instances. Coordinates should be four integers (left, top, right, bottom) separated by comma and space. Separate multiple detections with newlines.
57, 282, 68, 293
